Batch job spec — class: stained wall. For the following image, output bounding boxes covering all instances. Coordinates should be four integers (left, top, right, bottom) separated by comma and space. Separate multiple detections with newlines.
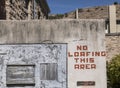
0, 19, 106, 88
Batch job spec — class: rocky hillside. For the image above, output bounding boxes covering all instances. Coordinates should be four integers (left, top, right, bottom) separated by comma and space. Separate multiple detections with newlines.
63, 4, 120, 19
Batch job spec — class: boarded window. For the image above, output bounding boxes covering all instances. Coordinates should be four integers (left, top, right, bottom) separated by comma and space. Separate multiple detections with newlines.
40, 63, 57, 80
6, 64, 35, 86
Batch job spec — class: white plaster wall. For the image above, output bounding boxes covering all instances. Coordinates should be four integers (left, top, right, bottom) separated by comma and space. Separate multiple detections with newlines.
67, 20, 106, 88
0, 44, 67, 88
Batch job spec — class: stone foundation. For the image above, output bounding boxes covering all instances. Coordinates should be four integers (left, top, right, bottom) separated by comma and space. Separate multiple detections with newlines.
105, 34, 120, 61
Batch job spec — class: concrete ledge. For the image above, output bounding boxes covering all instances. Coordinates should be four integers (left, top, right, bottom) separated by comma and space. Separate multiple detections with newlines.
0, 19, 105, 44
106, 33, 120, 36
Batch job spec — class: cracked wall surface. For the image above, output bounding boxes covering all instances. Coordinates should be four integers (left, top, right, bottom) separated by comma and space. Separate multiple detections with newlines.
0, 44, 67, 88
0, 19, 107, 88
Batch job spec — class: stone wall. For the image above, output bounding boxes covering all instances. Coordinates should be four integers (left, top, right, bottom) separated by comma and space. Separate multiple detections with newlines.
105, 34, 120, 61
116, 5, 120, 18
6, 0, 28, 20
1, 0, 49, 20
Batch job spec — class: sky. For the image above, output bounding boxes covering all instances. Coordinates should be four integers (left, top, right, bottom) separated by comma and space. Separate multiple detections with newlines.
46, 0, 120, 14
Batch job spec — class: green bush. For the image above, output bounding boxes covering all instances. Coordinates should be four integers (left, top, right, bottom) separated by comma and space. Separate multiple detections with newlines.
107, 54, 120, 88
48, 14, 64, 19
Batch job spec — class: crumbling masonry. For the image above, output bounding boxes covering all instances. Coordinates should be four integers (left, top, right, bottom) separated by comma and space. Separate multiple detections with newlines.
0, 0, 50, 20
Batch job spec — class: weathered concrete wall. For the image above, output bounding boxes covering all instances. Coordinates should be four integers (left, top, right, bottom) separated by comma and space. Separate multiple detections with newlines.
0, 19, 105, 43
0, 19, 106, 88
0, 44, 67, 88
